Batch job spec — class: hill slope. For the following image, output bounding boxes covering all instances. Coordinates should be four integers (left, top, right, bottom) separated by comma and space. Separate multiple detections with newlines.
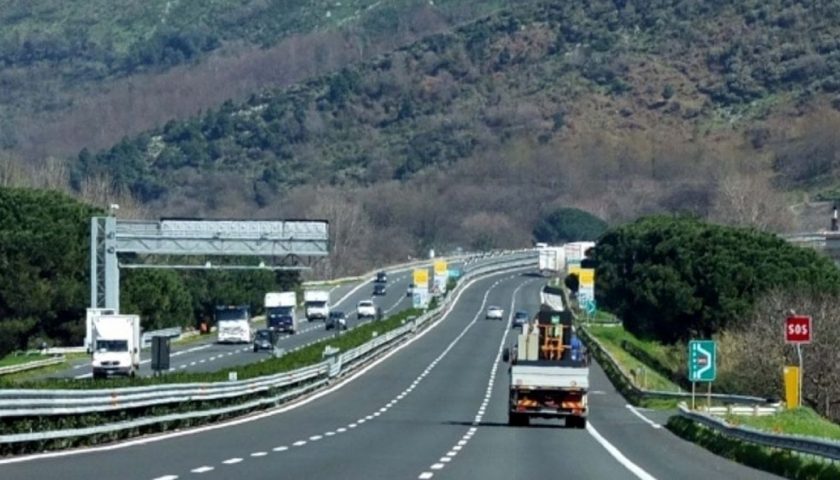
77, 0, 840, 211
0, 0, 514, 156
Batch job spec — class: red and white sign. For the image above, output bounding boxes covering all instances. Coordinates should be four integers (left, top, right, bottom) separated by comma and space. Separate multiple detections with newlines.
785, 315, 812, 344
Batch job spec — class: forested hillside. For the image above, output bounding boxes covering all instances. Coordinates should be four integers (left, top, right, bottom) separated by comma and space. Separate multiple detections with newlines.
77, 0, 840, 208
0, 0, 516, 156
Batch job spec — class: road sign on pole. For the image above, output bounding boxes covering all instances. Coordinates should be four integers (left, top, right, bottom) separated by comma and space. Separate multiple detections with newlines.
785, 314, 811, 409
688, 340, 716, 382
785, 315, 812, 344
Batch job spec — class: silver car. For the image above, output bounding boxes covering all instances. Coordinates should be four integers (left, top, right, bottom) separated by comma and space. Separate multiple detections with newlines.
486, 306, 504, 320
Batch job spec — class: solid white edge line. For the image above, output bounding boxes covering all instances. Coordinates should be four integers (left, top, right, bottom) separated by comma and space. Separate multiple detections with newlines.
0, 265, 529, 466
625, 404, 661, 429
586, 423, 658, 480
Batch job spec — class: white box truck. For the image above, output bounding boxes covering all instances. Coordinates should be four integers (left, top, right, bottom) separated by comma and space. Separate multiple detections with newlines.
303, 290, 330, 321
216, 305, 253, 343
538, 246, 566, 277
91, 314, 140, 379
265, 292, 297, 334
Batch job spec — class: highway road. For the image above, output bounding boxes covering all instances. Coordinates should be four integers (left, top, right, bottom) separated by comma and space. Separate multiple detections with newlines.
0, 267, 777, 480
53, 267, 420, 380
48, 254, 516, 380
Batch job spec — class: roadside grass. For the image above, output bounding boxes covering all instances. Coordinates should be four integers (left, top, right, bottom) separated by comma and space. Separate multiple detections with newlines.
0, 353, 52, 368
726, 407, 840, 441
0, 353, 89, 383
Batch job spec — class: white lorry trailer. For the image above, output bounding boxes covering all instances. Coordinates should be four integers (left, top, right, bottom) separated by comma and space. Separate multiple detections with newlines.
504, 300, 589, 428
265, 292, 297, 334
216, 305, 253, 343
303, 290, 330, 321
91, 314, 141, 379
538, 246, 566, 277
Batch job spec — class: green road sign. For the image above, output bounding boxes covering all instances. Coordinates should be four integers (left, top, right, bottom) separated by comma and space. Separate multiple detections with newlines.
688, 340, 716, 382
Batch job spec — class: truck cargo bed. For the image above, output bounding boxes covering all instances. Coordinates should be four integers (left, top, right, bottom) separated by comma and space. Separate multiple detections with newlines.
510, 365, 589, 390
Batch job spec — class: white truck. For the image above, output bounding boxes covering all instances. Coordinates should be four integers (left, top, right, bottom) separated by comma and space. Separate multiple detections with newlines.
303, 290, 330, 321
216, 305, 253, 343
538, 245, 566, 277
91, 314, 141, 379
265, 292, 297, 334
503, 306, 589, 428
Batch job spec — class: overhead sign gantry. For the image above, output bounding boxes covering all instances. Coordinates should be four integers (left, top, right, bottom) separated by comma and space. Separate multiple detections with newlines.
90, 216, 329, 311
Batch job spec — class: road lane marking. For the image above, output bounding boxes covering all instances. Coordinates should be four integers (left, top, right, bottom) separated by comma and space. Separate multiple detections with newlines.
222, 458, 243, 464
587, 423, 658, 480
625, 404, 661, 429
153, 476, 178, 480
191, 466, 213, 473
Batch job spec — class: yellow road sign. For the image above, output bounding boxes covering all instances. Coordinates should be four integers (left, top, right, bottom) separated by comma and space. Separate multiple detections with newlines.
413, 268, 429, 287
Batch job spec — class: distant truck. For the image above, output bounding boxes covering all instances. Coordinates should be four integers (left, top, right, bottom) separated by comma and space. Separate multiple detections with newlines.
265, 292, 298, 334
538, 245, 566, 277
91, 314, 141, 379
303, 290, 330, 321
503, 305, 589, 428
216, 305, 253, 343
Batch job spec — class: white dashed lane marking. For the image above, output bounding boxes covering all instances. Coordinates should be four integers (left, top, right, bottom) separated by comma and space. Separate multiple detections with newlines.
191, 466, 214, 473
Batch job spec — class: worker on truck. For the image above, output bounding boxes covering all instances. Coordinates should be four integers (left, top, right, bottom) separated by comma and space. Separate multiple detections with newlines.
570, 331, 583, 362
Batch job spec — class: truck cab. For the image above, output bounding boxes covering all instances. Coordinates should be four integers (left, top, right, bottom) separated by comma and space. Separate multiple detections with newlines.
265, 292, 298, 334
216, 305, 253, 343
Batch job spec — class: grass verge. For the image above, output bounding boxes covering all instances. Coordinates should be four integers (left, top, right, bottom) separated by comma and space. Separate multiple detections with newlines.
0, 354, 57, 368
587, 325, 682, 393
726, 407, 840, 441
667, 416, 840, 479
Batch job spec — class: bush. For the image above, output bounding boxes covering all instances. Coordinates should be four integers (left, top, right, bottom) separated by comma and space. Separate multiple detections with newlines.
533, 208, 608, 244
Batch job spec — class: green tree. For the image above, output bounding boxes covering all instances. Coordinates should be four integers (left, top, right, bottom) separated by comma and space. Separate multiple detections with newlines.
0, 188, 99, 355
121, 270, 193, 331
593, 215, 840, 343
533, 208, 608, 244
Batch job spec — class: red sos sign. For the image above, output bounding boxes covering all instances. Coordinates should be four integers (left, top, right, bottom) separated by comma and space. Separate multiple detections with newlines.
785, 315, 812, 344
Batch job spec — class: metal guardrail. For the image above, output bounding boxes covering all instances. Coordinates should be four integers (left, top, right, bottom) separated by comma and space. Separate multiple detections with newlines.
579, 326, 769, 405
678, 405, 840, 461
0, 251, 536, 446
0, 356, 65, 376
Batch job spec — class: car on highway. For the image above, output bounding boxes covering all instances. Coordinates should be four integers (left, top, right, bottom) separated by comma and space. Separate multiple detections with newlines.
407, 283, 415, 297
326, 311, 348, 331
486, 306, 504, 320
373, 283, 387, 296
252, 328, 277, 352
512, 310, 529, 328
357, 300, 377, 319
375, 271, 387, 283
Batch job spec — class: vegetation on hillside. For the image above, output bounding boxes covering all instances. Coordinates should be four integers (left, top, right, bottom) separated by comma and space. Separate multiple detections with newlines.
592, 216, 840, 342
75, 0, 840, 205
0, 188, 299, 356
0, 0, 513, 152
533, 208, 608, 243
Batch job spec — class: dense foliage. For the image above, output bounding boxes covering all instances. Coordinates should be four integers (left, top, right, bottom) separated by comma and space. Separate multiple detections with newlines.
592, 216, 840, 343
74, 0, 840, 203
0, 188, 300, 356
533, 208, 607, 243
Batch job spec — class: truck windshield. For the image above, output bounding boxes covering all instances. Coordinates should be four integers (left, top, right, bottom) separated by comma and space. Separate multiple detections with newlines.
216, 308, 249, 321
307, 301, 327, 308
268, 306, 294, 316
96, 340, 128, 352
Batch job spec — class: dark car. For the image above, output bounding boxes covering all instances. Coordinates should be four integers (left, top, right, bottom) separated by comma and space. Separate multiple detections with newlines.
373, 283, 387, 296
375, 271, 387, 283
253, 328, 277, 352
512, 310, 529, 328
326, 311, 348, 331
